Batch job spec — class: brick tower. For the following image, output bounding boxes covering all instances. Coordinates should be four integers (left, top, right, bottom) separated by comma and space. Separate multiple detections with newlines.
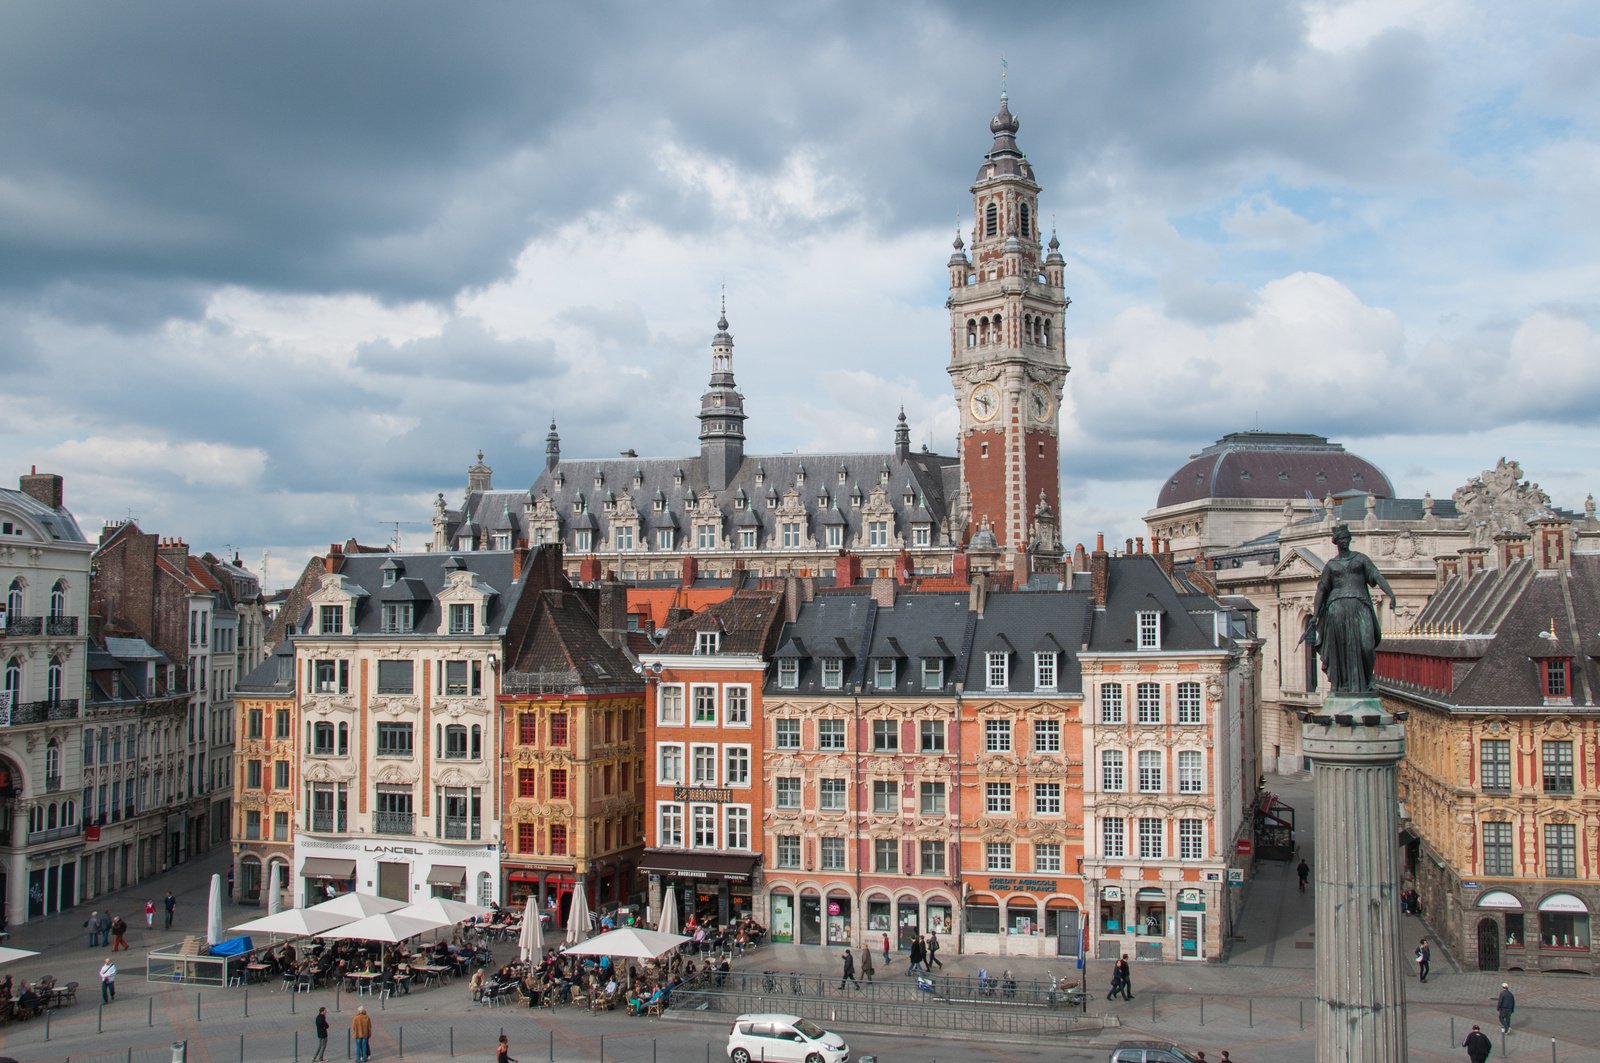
947, 90, 1070, 560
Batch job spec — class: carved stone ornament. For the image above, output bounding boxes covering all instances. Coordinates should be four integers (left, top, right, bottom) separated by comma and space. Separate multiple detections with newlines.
1452, 458, 1552, 536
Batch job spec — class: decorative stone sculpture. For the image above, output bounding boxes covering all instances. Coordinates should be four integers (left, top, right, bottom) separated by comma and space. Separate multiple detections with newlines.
1311, 524, 1397, 694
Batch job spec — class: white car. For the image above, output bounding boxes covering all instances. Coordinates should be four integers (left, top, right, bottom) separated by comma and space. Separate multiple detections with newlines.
727, 1012, 850, 1063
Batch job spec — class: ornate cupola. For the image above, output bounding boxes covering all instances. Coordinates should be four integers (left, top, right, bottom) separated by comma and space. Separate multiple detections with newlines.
545, 420, 561, 471
894, 407, 911, 462
467, 449, 492, 495
698, 297, 748, 491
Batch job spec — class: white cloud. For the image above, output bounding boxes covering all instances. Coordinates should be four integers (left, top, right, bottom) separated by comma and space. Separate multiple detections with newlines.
46, 436, 267, 489
1221, 195, 1326, 250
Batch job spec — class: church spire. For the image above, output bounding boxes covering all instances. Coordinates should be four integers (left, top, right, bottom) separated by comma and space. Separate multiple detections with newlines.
699, 294, 747, 491
545, 419, 561, 471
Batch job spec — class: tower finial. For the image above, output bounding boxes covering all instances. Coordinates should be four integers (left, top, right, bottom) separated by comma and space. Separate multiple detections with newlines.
1000, 56, 1008, 101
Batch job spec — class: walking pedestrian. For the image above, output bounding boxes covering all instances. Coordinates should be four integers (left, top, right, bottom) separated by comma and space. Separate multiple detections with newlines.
1415, 939, 1430, 983
1296, 858, 1310, 892
926, 930, 943, 969
85, 911, 99, 948
839, 949, 859, 990
859, 946, 874, 983
110, 913, 128, 951
351, 1005, 373, 1062
311, 1007, 330, 1061
881, 932, 890, 963
1496, 982, 1515, 1033
164, 890, 176, 929
96, 910, 112, 946
1106, 961, 1124, 1001
1219, 1053, 1233, 1063
496, 1033, 517, 1063
1115, 954, 1133, 1000
1462, 1024, 1492, 1063
227, 866, 235, 899
908, 935, 926, 973
99, 957, 117, 1003
144, 899, 155, 929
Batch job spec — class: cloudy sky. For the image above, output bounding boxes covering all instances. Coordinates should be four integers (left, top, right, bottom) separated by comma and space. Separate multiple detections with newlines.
5, 1, 1599, 588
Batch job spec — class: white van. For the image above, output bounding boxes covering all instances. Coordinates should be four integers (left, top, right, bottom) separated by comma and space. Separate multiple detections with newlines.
727, 1012, 850, 1063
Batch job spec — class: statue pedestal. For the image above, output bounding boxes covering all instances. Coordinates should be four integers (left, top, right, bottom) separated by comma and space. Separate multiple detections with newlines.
1302, 695, 1409, 1063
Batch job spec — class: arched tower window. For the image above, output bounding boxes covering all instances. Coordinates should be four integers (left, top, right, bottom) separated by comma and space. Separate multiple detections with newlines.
50, 579, 67, 618
6, 578, 22, 618
46, 739, 61, 782
47, 657, 64, 703
966, 321, 977, 348
1019, 203, 1031, 238
1042, 320, 1051, 348
984, 202, 998, 238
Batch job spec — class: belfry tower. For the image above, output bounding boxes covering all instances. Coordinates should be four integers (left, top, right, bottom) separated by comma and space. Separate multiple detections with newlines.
699, 299, 747, 491
947, 89, 1070, 559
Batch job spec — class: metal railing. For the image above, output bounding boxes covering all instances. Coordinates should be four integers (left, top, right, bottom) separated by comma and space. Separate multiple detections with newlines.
310, 811, 347, 832
442, 816, 478, 840
374, 811, 414, 834
7, 698, 81, 723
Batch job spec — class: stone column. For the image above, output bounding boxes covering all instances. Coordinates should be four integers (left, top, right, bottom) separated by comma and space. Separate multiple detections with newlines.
1302, 695, 1408, 1063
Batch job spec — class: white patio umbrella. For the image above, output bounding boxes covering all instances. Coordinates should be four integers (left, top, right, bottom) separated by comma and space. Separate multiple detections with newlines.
206, 873, 224, 946
231, 908, 352, 938
565, 887, 591, 947
306, 892, 406, 920
267, 874, 282, 915
0, 946, 40, 966
518, 897, 543, 963
321, 912, 449, 944
394, 897, 493, 926
657, 886, 679, 937
561, 926, 689, 961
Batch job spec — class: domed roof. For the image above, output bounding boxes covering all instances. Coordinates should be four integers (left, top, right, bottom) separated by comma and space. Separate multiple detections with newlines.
1156, 431, 1393, 509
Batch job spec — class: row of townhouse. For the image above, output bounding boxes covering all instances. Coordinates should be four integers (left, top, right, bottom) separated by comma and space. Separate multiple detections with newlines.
640, 543, 1260, 961
0, 472, 264, 928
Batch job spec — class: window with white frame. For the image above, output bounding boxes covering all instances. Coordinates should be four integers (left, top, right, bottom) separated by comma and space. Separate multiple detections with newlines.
819, 778, 847, 811
691, 744, 717, 785
1101, 749, 1125, 792
725, 746, 750, 786
820, 836, 846, 870
921, 658, 944, 689
658, 745, 683, 783
696, 525, 716, 550
868, 521, 889, 547
1137, 750, 1164, 792
777, 659, 798, 689
659, 805, 684, 847
691, 685, 716, 724
873, 658, 896, 690
1177, 681, 1202, 724
724, 686, 750, 725
985, 782, 1013, 814
775, 718, 800, 749
725, 806, 750, 850
656, 529, 674, 551
776, 835, 801, 868
825, 525, 843, 548
1138, 817, 1164, 858
985, 842, 1013, 871
1102, 816, 1125, 857
919, 719, 945, 753
872, 779, 897, 813
574, 529, 592, 552
1100, 684, 1124, 724
1178, 819, 1205, 861
691, 804, 717, 847
919, 781, 946, 815
695, 631, 720, 655
1136, 682, 1162, 724
1178, 749, 1204, 793
781, 522, 801, 547
1033, 718, 1060, 753
739, 528, 757, 549
614, 525, 634, 551
1034, 651, 1057, 690
1035, 843, 1062, 873
659, 685, 685, 724
1034, 781, 1061, 815
1137, 610, 1161, 650
775, 777, 801, 809
874, 837, 899, 872
821, 658, 844, 689
985, 718, 1011, 752
986, 651, 1009, 690
818, 718, 845, 750
872, 719, 898, 752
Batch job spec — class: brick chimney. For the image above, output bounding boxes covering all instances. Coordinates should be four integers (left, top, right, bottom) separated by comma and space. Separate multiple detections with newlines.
19, 468, 63, 510
579, 555, 602, 582
1528, 513, 1569, 571
894, 551, 913, 585
596, 581, 629, 649
680, 554, 698, 588
159, 537, 190, 570
323, 542, 343, 574
835, 552, 861, 588
1459, 546, 1487, 576
1434, 554, 1460, 584
1072, 542, 1087, 573
870, 577, 896, 608
953, 552, 970, 586
1090, 533, 1110, 607
1153, 537, 1175, 579
1492, 532, 1528, 570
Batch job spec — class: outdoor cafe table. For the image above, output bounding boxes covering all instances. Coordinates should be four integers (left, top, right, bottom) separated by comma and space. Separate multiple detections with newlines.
346, 970, 381, 995
409, 964, 449, 988
245, 963, 271, 984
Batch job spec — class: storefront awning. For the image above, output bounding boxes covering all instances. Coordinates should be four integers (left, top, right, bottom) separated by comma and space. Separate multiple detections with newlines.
1538, 893, 1587, 914
425, 864, 466, 886
301, 858, 356, 879
638, 850, 758, 880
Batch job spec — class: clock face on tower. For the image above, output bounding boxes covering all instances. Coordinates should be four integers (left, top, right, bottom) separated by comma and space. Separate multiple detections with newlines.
969, 383, 999, 422
1028, 383, 1054, 423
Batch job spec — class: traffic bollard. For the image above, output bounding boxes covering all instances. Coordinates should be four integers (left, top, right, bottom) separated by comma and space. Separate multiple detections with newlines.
1451, 1017, 1456, 1048
245, 986, 249, 1018
1200, 998, 1204, 1026
1248, 998, 1253, 1027
600, 1034, 605, 1062
398, 1024, 403, 1057
240, 1034, 245, 1062
197, 991, 202, 1022
450, 1026, 454, 1056
45, 1004, 51, 1039
99, 1002, 104, 1032
295, 1031, 299, 1061
150, 997, 155, 1026
347, 1029, 352, 1059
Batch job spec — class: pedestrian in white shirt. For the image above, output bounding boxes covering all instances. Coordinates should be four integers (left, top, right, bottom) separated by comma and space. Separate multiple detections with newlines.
99, 958, 117, 1003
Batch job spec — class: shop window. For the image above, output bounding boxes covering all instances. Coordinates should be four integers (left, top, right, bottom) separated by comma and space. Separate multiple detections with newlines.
965, 899, 999, 934
1006, 901, 1034, 935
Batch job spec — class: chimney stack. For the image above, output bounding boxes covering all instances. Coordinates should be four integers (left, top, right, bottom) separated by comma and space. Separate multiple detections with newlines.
968, 571, 988, 616
19, 470, 64, 510
835, 552, 861, 588
871, 577, 896, 608
1090, 533, 1110, 607
680, 554, 699, 588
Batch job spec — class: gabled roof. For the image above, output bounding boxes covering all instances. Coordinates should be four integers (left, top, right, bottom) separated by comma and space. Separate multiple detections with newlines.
656, 589, 784, 656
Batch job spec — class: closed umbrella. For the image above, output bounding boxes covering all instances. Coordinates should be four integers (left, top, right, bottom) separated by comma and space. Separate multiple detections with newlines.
657, 886, 679, 937
518, 897, 543, 963
206, 873, 224, 946
565, 887, 591, 947
267, 871, 282, 915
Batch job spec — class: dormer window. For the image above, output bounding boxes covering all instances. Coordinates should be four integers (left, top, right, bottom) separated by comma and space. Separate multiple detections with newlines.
838, 465, 848, 482
754, 465, 765, 485
777, 659, 798, 689
821, 658, 844, 690
381, 603, 413, 634
449, 603, 475, 635
695, 631, 720, 655
492, 533, 511, 550
594, 473, 604, 488
903, 492, 915, 506
1543, 659, 1571, 700
795, 465, 806, 486
914, 524, 931, 547
1034, 651, 1057, 691
633, 471, 643, 488
319, 605, 345, 635
921, 659, 944, 690
735, 495, 748, 510
674, 468, 684, 486
553, 472, 564, 488
1137, 611, 1161, 651
873, 659, 896, 690
985, 651, 1009, 691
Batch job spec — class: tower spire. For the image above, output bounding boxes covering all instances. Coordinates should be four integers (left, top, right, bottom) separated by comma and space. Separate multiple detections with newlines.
699, 297, 746, 491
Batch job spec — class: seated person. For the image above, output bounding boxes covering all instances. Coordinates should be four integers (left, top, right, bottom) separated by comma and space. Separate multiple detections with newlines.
16, 983, 41, 1016
714, 958, 732, 987
470, 968, 487, 1001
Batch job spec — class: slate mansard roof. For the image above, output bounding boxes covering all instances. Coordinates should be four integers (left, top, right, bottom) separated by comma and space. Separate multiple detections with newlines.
287, 552, 524, 638
1157, 431, 1394, 509
1, 485, 86, 543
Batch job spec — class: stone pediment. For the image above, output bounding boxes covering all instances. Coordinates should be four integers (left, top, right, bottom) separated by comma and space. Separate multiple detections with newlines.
1270, 547, 1325, 581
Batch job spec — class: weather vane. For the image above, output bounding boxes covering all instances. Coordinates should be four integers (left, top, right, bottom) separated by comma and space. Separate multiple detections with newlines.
1001, 57, 1008, 99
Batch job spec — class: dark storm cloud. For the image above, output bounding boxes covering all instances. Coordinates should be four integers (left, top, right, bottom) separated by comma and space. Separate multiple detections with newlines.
353, 318, 564, 380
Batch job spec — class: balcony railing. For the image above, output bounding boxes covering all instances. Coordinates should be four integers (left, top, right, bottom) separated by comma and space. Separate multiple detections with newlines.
310, 811, 348, 833
45, 775, 61, 793
6, 699, 81, 724
1, 616, 78, 636
374, 811, 414, 835
28, 823, 82, 844
441, 817, 480, 841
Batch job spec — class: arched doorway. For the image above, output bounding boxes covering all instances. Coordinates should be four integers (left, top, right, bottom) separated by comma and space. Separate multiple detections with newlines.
1477, 918, 1500, 971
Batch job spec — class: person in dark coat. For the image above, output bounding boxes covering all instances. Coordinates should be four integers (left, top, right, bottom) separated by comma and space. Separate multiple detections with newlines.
859, 946, 874, 983
1462, 1024, 1492, 1063
1113, 954, 1133, 1000
1496, 982, 1515, 1033
926, 931, 943, 969
908, 935, 925, 973
311, 1007, 330, 1062
1416, 939, 1431, 983
838, 950, 858, 990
